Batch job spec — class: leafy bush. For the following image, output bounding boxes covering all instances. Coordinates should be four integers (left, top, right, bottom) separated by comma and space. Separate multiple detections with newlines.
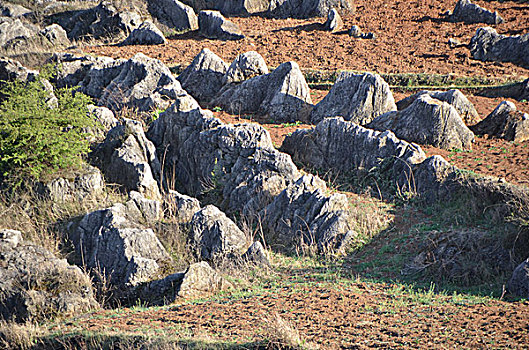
0, 74, 94, 188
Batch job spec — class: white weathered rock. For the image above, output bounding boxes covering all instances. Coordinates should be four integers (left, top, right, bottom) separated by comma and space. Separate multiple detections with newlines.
324, 8, 343, 32
147, 0, 198, 31
40, 24, 70, 47
224, 51, 268, 84
471, 101, 529, 142
198, 10, 244, 40
121, 21, 167, 45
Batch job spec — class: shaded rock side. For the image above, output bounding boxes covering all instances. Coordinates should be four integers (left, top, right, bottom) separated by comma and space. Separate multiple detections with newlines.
368, 94, 475, 151
267, 0, 354, 19
93, 118, 162, 199
69, 200, 170, 288
0, 230, 98, 322
213, 61, 313, 123
198, 10, 244, 40
508, 259, 529, 299
177, 48, 228, 105
396, 89, 480, 125
471, 101, 529, 142
478, 78, 529, 102
190, 205, 249, 261
311, 72, 396, 125
120, 21, 167, 46
450, 0, 503, 25
470, 27, 529, 68
148, 0, 198, 31
224, 50, 269, 84
324, 8, 343, 32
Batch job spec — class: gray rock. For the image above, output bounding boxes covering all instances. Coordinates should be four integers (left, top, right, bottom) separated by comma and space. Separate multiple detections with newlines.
224, 50, 268, 84
450, 0, 503, 25
37, 165, 105, 202
40, 24, 70, 47
86, 104, 119, 141
348, 25, 362, 38
268, 0, 353, 19
470, 27, 529, 68
368, 94, 475, 150
0, 17, 38, 47
396, 89, 480, 125
198, 10, 244, 40
190, 205, 249, 261
508, 258, 529, 299
177, 261, 232, 298
478, 78, 529, 102
0, 56, 38, 82
311, 72, 396, 125
213, 61, 313, 123
177, 48, 228, 105
0, 230, 98, 322
324, 8, 343, 33
448, 38, 462, 48
69, 202, 171, 288
164, 190, 202, 223
241, 241, 270, 266
120, 21, 167, 46
93, 118, 162, 199
0, 2, 31, 18
471, 101, 529, 142
128, 190, 164, 223
412, 155, 457, 203
147, 0, 198, 31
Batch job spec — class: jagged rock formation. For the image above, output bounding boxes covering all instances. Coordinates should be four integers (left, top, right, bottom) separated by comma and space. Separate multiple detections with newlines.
147, 0, 198, 31
120, 21, 167, 45
0, 56, 38, 82
470, 27, 529, 68
0, 2, 31, 18
471, 101, 529, 142
508, 258, 529, 299
213, 61, 313, 122
36, 165, 105, 202
85, 104, 119, 141
198, 10, 244, 40
165, 190, 202, 223
40, 24, 70, 47
478, 78, 529, 102
396, 89, 480, 125
324, 8, 343, 32
178, 48, 228, 104
0, 16, 38, 47
311, 72, 396, 125
92, 119, 162, 199
0, 229, 98, 322
224, 51, 269, 84
450, 0, 503, 24
368, 94, 474, 150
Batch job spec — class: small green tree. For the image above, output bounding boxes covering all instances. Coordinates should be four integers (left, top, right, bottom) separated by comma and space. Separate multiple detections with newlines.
0, 75, 95, 188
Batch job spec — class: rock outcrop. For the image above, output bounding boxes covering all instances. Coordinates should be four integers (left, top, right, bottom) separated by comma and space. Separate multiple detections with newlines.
0, 2, 31, 18
311, 72, 396, 125
450, 0, 503, 24
0, 17, 38, 47
470, 27, 529, 68
0, 56, 38, 82
86, 104, 119, 141
36, 165, 105, 202
165, 190, 202, 223
198, 10, 244, 40
178, 48, 228, 105
368, 94, 475, 150
0, 229, 98, 322
508, 258, 529, 299
324, 8, 343, 32
478, 78, 529, 102
224, 51, 269, 84
471, 101, 529, 142
396, 89, 480, 125
40, 24, 70, 47
213, 61, 313, 123
267, 0, 353, 19
147, 0, 198, 31
120, 21, 167, 46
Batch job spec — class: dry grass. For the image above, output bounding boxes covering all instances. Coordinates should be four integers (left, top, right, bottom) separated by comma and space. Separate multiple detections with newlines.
0, 320, 44, 350
262, 312, 319, 350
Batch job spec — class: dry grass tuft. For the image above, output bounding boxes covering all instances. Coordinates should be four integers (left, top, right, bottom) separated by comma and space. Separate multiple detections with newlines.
0, 320, 44, 350
262, 312, 319, 350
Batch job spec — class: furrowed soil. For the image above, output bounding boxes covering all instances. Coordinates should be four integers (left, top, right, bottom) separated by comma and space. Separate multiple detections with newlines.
45, 0, 529, 348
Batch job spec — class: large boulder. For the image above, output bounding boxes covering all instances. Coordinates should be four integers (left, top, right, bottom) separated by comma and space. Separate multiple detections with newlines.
268, 0, 354, 19
508, 259, 529, 299
224, 50, 269, 84
213, 61, 313, 123
164, 190, 202, 223
478, 78, 529, 102
51, 1, 141, 41
147, 0, 198, 31
450, 0, 503, 24
189, 205, 249, 261
92, 119, 162, 199
0, 229, 98, 322
471, 101, 529, 142
68, 199, 170, 288
470, 27, 529, 68
198, 10, 244, 40
368, 94, 475, 150
311, 72, 396, 125
0, 17, 38, 47
120, 21, 167, 46
396, 89, 480, 125
177, 48, 228, 105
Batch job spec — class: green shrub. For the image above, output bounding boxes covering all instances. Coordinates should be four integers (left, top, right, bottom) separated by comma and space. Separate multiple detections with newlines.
0, 75, 94, 188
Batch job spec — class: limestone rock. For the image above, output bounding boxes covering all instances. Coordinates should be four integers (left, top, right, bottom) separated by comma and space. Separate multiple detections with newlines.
0, 56, 38, 82
368, 94, 475, 150
177, 48, 228, 105
450, 0, 503, 25
268, 0, 353, 19
213, 61, 313, 123
93, 118, 162, 199
40, 24, 70, 47
241, 241, 270, 266
178, 261, 232, 298
0, 230, 98, 322
324, 8, 343, 32
0, 2, 31, 18
470, 27, 529, 68
190, 205, 249, 261
128, 190, 164, 223
147, 0, 198, 31
69, 202, 170, 288
198, 10, 244, 40
0, 17, 38, 47
396, 89, 480, 125
86, 104, 119, 141
37, 165, 105, 202
165, 190, 202, 223
508, 259, 529, 299
471, 101, 529, 142
120, 21, 167, 46
311, 72, 396, 125
478, 78, 529, 102
224, 51, 268, 84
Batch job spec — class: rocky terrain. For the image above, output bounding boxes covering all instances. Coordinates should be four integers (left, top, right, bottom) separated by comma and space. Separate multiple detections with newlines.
0, 0, 529, 349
